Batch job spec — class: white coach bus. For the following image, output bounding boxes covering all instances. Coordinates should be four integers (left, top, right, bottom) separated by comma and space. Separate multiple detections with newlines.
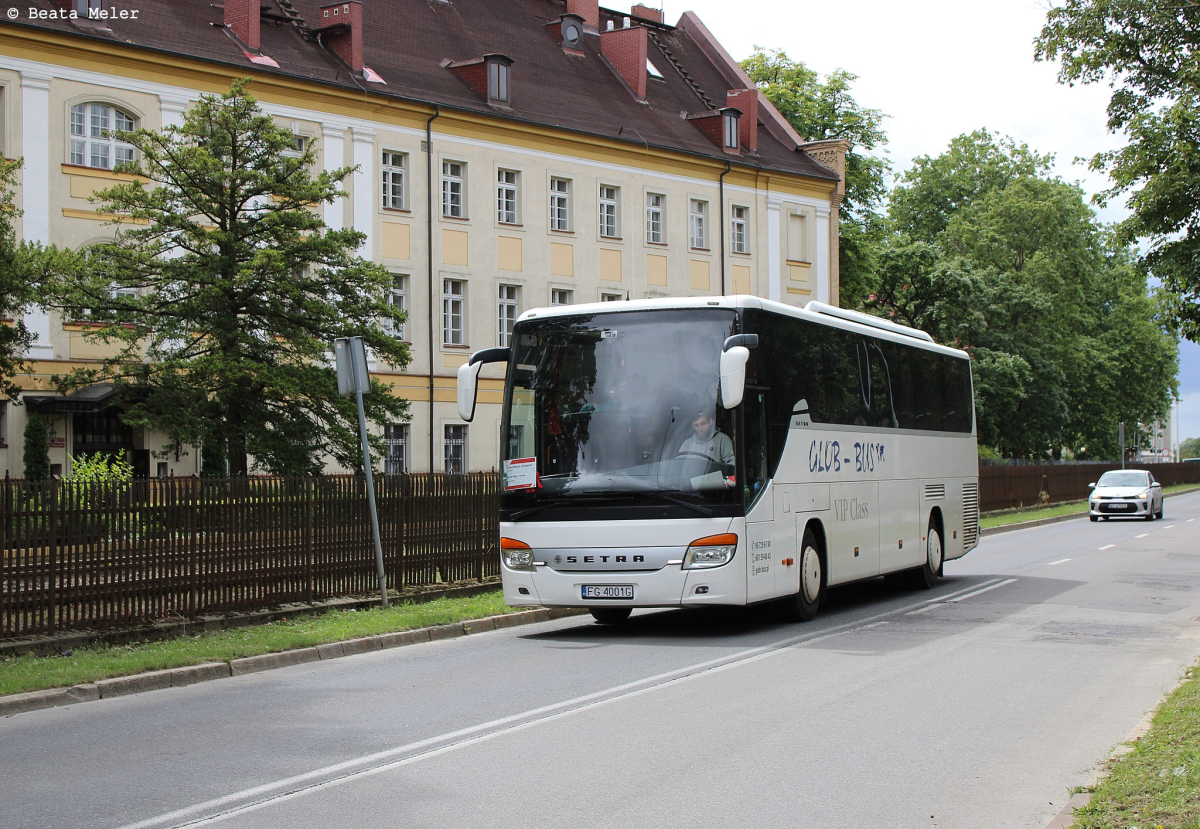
457, 296, 979, 624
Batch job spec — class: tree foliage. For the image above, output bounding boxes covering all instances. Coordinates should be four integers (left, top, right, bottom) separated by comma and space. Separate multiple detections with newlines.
1180, 436, 1200, 460
0, 159, 37, 403
48, 80, 409, 476
22, 412, 50, 481
871, 131, 1177, 458
1036, 0, 1200, 341
741, 48, 889, 308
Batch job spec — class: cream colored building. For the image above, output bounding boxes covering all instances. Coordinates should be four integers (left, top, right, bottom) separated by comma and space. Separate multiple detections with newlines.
0, 0, 846, 477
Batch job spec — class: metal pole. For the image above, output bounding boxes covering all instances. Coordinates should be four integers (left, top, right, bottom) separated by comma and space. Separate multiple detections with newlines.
352, 354, 389, 609
1119, 421, 1125, 470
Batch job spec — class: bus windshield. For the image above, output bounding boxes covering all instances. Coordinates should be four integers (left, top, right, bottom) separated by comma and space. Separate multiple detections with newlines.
501, 308, 740, 516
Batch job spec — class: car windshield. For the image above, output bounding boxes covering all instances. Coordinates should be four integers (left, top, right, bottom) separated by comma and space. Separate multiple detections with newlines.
1096, 471, 1149, 488
500, 308, 740, 516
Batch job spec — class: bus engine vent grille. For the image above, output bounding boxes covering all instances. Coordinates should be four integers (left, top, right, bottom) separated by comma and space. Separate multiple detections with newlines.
962, 482, 979, 548
924, 483, 946, 500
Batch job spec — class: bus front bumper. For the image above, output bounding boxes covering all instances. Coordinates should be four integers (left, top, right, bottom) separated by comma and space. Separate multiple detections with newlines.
502, 563, 744, 609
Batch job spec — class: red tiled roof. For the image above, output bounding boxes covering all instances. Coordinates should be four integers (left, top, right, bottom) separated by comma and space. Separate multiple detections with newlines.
2, 0, 837, 181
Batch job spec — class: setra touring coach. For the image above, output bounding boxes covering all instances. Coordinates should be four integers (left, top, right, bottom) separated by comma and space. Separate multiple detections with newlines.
456, 296, 979, 623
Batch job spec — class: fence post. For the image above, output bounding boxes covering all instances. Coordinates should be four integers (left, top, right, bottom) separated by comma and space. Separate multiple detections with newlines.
47, 478, 58, 635
304, 474, 314, 604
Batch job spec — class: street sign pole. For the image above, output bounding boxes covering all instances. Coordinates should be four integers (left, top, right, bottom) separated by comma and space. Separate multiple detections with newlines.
335, 337, 389, 609
1119, 421, 1125, 470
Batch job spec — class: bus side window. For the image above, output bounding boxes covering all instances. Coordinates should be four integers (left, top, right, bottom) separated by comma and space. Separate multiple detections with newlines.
866, 342, 897, 428
742, 388, 769, 505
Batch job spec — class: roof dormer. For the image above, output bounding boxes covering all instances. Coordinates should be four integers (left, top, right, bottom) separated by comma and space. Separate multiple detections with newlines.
446, 54, 515, 105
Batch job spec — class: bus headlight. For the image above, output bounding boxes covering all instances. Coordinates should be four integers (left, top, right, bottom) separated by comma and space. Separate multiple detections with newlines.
683, 533, 738, 569
501, 537, 536, 571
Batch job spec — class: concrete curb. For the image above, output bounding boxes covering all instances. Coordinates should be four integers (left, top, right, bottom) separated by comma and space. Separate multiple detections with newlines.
983, 485, 1200, 537
0, 607, 584, 719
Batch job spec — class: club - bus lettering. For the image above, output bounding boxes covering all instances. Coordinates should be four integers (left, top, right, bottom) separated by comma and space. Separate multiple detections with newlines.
564, 555, 645, 563
809, 440, 842, 473
853, 442, 886, 473
834, 498, 869, 521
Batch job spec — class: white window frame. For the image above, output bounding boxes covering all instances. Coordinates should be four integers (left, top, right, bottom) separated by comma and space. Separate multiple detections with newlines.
443, 278, 466, 346
731, 205, 749, 254
550, 288, 573, 306
599, 185, 620, 239
382, 150, 406, 210
724, 112, 740, 150
385, 423, 409, 475
69, 102, 136, 170
689, 199, 708, 250
600, 291, 623, 302
497, 168, 519, 225
444, 424, 468, 474
487, 60, 510, 103
549, 177, 571, 232
442, 160, 466, 219
498, 283, 519, 347
387, 273, 407, 340
645, 192, 665, 245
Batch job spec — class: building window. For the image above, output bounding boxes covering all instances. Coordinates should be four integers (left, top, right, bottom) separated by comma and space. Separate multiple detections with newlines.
69, 103, 136, 170
443, 278, 465, 345
444, 424, 467, 474
645, 193, 664, 244
497, 169, 519, 224
385, 424, 408, 474
157, 461, 169, 478
382, 151, 406, 210
285, 134, 305, 156
600, 291, 623, 302
724, 111, 740, 150
689, 199, 708, 250
487, 59, 510, 103
550, 177, 571, 231
507, 424, 525, 460
442, 160, 465, 218
387, 273, 407, 340
731, 205, 748, 254
599, 185, 619, 238
788, 212, 809, 262
551, 288, 573, 306
498, 284, 519, 347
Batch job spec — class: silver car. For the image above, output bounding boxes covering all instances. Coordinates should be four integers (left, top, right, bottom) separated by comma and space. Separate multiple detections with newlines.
1088, 469, 1164, 521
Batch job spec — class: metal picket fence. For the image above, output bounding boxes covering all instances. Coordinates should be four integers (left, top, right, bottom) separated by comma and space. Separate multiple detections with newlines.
0, 473, 499, 638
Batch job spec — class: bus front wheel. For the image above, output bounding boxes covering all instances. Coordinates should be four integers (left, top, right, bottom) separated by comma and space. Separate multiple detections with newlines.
779, 527, 823, 622
590, 607, 632, 625
910, 520, 942, 590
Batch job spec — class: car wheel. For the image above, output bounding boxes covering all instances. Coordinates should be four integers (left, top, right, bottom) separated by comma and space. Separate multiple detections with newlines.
590, 607, 632, 625
777, 527, 823, 622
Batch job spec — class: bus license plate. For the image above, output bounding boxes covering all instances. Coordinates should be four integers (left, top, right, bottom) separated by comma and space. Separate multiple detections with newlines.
582, 585, 634, 600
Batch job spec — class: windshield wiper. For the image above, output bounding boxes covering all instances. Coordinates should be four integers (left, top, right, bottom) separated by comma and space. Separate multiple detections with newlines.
642, 492, 713, 516
508, 492, 712, 519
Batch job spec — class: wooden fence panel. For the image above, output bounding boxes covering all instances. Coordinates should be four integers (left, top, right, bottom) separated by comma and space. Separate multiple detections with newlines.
0, 472, 502, 638
979, 462, 1200, 512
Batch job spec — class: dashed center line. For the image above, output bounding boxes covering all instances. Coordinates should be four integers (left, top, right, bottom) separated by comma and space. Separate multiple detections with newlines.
1163, 525, 1175, 529
1189, 519, 1196, 523
1136, 533, 1149, 539
1048, 558, 1071, 566
1099, 544, 1116, 550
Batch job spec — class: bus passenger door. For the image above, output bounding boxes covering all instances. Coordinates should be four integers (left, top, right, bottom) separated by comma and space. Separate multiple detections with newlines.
769, 485, 797, 600
827, 482, 879, 584
879, 479, 922, 573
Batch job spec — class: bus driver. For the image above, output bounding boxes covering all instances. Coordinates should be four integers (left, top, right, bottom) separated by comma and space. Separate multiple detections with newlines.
677, 411, 734, 469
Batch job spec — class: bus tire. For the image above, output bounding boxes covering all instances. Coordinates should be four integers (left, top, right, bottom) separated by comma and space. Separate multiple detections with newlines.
910, 519, 942, 590
779, 527, 823, 622
590, 607, 632, 625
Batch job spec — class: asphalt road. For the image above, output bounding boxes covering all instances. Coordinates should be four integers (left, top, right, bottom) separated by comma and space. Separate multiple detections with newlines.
4, 492, 1200, 829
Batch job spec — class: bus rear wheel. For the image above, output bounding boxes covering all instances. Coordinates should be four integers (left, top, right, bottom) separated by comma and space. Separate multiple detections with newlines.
778, 527, 822, 622
590, 607, 632, 625
909, 520, 942, 590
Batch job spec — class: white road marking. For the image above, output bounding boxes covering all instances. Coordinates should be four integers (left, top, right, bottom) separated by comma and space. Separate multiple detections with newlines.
907, 578, 1017, 615
1163, 525, 1175, 529
947, 578, 1018, 602
1188, 519, 1196, 523
1099, 544, 1116, 550
1048, 558, 1071, 566
1136, 533, 1149, 539
919, 578, 1001, 605
115, 582, 998, 829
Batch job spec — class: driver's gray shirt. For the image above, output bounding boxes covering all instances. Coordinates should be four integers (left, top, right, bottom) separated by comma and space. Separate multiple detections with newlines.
677, 431, 734, 465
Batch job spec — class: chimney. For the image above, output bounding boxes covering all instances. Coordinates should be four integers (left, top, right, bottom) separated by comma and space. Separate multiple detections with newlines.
601, 24, 648, 101
319, 1, 364, 73
630, 4, 663, 23
566, 0, 599, 31
727, 88, 759, 152
224, 0, 261, 51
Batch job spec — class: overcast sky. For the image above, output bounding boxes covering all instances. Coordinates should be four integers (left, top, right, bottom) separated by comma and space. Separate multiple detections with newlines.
609, 0, 1200, 446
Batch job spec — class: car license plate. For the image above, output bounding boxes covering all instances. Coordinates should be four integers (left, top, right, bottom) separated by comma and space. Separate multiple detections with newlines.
582, 585, 634, 600
1112, 503, 1131, 510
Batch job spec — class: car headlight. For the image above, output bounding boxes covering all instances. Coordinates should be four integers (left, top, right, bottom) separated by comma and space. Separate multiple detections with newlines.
501, 537, 536, 571
1136, 491, 1149, 500
683, 533, 737, 569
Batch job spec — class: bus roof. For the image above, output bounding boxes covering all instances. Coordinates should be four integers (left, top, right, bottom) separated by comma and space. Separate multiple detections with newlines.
516, 295, 970, 360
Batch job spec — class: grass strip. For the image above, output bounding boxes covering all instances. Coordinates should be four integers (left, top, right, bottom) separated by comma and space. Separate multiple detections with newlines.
0, 590, 516, 697
981, 483, 1199, 529
1072, 663, 1200, 829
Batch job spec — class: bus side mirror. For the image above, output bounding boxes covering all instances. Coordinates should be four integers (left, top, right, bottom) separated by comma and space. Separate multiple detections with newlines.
720, 347, 751, 409
456, 347, 511, 422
